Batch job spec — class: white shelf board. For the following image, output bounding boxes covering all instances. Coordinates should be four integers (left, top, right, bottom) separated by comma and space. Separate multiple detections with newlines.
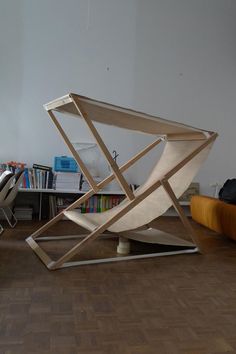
19, 189, 191, 200
19, 188, 124, 195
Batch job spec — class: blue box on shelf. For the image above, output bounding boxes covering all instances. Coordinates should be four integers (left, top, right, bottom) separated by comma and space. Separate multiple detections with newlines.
54, 156, 78, 172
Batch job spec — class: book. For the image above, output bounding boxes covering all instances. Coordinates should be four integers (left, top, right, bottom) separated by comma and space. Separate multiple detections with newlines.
32, 164, 52, 171
24, 168, 30, 189
47, 170, 54, 189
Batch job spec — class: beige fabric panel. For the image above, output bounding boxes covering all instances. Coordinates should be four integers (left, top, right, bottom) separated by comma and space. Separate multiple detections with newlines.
80, 140, 213, 232
45, 93, 206, 136
74, 98, 201, 135
119, 229, 195, 247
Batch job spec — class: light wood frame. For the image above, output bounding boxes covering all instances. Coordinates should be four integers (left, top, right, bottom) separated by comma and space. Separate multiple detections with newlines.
26, 93, 217, 270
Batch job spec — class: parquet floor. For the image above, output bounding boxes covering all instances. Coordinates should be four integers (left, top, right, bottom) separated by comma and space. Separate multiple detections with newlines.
0, 217, 236, 354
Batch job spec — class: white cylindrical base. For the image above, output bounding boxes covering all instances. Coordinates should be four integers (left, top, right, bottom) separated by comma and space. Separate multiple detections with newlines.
117, 237, 130, 255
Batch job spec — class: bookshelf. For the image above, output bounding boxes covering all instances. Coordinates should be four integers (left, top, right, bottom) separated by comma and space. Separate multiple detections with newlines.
2, 162, 194, 220
0, 161, 126, 221
17, 188, 125, 220
16, 188, 190, 220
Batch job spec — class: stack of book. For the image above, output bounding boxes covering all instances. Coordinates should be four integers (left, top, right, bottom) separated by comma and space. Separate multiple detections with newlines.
80, 194, 124, 213
54, 172, 82, 190
22, 164, 54, 189
14, 206, 33, 220
47, 194, 125, 218
49, 195, 82, 218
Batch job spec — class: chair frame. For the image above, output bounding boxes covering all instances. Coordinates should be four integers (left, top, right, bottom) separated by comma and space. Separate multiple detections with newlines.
0, 174, 16, 234
26, 93, 217, 270
0, 171, 24, 233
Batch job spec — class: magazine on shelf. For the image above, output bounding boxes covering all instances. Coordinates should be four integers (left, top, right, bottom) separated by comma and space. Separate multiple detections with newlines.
54, 171, 82, 190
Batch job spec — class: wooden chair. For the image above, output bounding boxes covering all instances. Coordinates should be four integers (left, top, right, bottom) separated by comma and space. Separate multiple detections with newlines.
26, 93, 217, 269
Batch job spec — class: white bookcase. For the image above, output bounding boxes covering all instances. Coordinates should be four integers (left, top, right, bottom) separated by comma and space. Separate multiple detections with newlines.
18, 188, 124, 220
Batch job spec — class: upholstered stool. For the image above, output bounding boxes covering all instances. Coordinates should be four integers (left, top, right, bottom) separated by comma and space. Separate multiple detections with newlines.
191, 195, 236, 241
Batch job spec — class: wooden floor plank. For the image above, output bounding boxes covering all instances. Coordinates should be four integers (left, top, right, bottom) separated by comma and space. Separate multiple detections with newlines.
0, 217, 236, 353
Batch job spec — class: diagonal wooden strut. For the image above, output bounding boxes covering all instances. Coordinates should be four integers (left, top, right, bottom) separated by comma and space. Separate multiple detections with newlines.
161, 178, 201, 251
70, 93, 135, 201
48, 110, 98, 192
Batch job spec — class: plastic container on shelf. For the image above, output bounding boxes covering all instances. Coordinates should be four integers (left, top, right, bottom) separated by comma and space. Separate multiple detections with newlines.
54, 156, 78, 172
72, 142, 108, 178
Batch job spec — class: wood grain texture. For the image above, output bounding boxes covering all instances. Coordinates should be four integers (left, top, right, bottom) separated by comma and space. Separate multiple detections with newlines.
1, 217, 236, 353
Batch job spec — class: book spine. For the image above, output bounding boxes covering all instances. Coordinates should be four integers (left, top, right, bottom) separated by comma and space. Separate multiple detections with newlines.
25, 168, 30, 188
97, 195, 101, 213
48, 171, 54, 189
22, 170, 27, 188
93, 196, 97, 213
33, 164, 52, 171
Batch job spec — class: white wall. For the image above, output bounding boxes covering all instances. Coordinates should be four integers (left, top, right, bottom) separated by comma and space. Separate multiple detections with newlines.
17, 0, 137, 183
133, 0, 236, 194
0, 1, 23, 161
1, 0, 236, 194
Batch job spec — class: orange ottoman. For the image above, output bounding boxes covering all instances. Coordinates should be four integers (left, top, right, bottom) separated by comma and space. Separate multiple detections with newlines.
190, 195, 236, 241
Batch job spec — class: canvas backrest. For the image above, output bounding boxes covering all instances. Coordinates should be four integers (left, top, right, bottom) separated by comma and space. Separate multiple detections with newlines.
0, 173, 15, 203
3, 170, 24, 204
